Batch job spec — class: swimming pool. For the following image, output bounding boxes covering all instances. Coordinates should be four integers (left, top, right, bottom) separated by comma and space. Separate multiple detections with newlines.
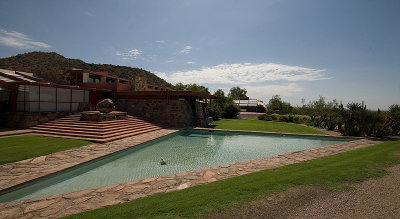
0, 129, 350, 202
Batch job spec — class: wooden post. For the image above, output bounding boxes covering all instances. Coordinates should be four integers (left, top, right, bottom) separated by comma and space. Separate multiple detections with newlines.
23, 85, 26, 112
70, 88, 72, 112
55, 87, 58, 112
38, 86, 41, 112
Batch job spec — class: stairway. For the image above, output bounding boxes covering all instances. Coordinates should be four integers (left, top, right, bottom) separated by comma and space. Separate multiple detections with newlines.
30, 113, 165, 143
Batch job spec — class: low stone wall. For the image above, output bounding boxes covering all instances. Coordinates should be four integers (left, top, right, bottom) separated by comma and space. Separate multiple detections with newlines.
80, 111, 127, 122
116, 99, 194, 127
0, 112, 72, 129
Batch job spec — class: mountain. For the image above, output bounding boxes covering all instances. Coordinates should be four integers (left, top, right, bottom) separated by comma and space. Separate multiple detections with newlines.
0, 52, 172, 87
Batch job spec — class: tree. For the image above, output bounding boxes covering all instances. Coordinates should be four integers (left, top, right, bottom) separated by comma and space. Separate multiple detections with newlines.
208, 89, 240, 119
267, 95, 293, 114
227, 86, 248, 100
213, 89, 230, 109
172, 83, 209, 92
222, 103, 241, 118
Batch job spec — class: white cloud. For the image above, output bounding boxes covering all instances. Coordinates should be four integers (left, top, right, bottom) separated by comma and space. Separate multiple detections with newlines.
0, 29, 51, 49
83, 11, 94, 17
179, 45, 192, 54
186, 61, 195, 65
156, 62, 329, 84
115, 49, 142, 60
155, 40, 166, 48
244, 83, 304, 98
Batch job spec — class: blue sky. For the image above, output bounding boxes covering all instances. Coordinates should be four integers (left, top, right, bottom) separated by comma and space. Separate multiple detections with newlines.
0, 0, 399, 109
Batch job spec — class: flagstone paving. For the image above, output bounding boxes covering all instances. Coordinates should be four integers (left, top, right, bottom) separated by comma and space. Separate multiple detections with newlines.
0, 128, 179, 192
0, 134, 382, 219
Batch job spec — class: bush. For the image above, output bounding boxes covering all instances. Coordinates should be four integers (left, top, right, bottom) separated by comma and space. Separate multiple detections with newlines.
293, 116, 300, 123
222, 103, 240, 118
255, 105, 266, 113
208, 105, 222, 120
278, 115, 289, 122
271, 114, 279, 121
302, 116, 310, 124
258, 114, 272, 121
288, 115, 294, 123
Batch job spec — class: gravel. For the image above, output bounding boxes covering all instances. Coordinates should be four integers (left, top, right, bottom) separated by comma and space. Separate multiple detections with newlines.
207, 162, 400, 219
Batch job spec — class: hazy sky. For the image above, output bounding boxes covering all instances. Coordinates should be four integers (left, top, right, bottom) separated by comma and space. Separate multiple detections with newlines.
0, 0, 399, 109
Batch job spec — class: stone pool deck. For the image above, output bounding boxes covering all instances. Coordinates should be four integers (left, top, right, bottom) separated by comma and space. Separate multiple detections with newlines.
0, 130, 383, 219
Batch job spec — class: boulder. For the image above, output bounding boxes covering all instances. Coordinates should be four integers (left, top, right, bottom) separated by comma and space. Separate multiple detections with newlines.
96, 99, 115, 113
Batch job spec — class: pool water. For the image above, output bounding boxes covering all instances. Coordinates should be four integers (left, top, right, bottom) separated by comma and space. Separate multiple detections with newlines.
0, 130, 350, 202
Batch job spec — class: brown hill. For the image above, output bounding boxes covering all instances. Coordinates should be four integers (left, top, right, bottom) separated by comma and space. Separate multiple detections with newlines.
0, 52, 172, 87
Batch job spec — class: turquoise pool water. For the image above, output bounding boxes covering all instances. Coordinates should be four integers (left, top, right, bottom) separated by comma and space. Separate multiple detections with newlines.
0, 130, 350, 202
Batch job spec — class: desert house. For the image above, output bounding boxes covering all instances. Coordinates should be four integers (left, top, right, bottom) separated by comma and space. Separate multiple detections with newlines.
0, 69, 215, 128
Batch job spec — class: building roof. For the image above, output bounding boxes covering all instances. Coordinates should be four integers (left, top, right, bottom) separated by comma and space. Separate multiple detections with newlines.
67, 69, 129, 82
0, 69, 111, 92
116, 91, 216, 99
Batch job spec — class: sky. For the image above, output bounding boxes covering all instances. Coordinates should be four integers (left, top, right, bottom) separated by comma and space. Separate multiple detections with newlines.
0, 0, 399, 110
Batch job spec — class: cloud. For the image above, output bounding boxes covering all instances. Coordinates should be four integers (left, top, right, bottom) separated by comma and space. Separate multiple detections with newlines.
179, 45, 192, 54
0, 29, 51, 49
83, 11, 94, 17
155, 40, 166, 48
156, 62, 329, 84
186, 61, 195, 65
244, 83, 304, 98
115, 49, 142, 60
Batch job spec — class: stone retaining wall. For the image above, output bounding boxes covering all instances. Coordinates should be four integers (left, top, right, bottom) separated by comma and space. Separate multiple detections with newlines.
116, 99, 209, 127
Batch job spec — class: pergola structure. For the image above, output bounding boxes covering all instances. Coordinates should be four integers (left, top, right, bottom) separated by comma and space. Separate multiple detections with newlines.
0, 69, 108, 113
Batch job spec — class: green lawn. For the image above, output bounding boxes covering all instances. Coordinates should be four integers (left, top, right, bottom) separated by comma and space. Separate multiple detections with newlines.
0, 135, 91, 165
209, 119, 325, 135
65, 140, 400, 219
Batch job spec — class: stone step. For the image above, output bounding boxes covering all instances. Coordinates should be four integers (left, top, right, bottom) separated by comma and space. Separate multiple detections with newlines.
50, 116, 162, 126
31, 123, 160, 135
40, 120, 158, 129
32, 126, 161, 140
30, 113, 165, 142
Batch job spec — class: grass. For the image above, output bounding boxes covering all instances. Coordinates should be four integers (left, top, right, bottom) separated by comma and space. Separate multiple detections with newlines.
209, 119, 325, 135
0, 135, 91, 165
65, 140, 400, 219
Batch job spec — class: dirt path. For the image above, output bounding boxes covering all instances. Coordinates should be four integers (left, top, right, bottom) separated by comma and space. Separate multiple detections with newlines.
208, 163, 400, 219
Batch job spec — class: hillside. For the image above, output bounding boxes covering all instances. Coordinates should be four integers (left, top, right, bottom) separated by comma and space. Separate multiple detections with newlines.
0, 52, 172, 87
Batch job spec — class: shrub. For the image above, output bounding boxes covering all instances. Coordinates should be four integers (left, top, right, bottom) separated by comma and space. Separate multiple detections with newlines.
278, 115, 289, 122
222, 103, 240, 118
255, 105, 266, 113
208, 105, 222, 120
293, 116, 300, 123
302, 116, 310, 124
258, 114, 272, 121
288, 115, 294, 123
270, 114, 279, 121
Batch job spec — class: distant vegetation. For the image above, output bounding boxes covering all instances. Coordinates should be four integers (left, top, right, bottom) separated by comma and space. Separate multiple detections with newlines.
171, 83, 209, 92
260, 94, 400, 138
0, 52, 171, 87
227, 86, 248, 100
209, 89, 240, 119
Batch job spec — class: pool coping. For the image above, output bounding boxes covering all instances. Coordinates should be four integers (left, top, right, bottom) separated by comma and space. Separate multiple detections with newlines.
0, 129, 384, 218
0, 129, 180, 194
194, 127, 362, 139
